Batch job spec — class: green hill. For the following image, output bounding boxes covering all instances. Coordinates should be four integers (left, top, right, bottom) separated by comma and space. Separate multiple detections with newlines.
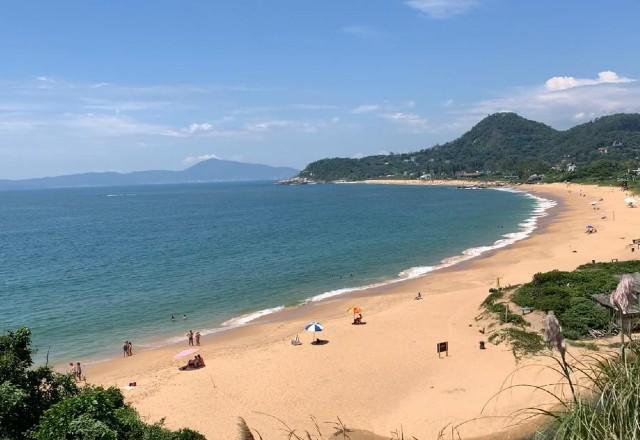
299, 113, 640, 183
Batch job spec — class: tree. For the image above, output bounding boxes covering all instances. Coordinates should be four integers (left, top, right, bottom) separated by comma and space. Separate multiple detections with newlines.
0, 327, 206, 440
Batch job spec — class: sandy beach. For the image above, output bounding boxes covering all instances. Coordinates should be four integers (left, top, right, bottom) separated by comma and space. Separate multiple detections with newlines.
86, 182, 639, 439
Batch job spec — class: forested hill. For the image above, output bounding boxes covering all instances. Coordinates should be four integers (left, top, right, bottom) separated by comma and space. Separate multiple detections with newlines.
299, 113, 640, 182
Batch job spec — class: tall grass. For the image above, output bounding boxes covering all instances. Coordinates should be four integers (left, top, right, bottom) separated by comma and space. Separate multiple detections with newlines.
532, 349, 640, 440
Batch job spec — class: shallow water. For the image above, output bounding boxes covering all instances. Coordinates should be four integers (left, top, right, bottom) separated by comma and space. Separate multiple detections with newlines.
0, 182, 544, 363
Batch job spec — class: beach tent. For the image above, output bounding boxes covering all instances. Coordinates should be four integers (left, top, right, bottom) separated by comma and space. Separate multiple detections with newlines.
625, 197, 636, 207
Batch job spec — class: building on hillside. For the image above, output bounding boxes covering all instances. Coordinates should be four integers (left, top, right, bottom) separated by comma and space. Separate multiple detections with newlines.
597, 147, 609, 154
455, 171, 484, 178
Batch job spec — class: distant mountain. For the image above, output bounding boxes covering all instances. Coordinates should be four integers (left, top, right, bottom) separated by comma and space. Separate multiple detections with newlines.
299, 113, 640, 182
0, 159, 298, 190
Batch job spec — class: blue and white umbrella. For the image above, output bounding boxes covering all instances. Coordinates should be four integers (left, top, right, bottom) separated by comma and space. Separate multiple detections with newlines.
304, 321, 324, 342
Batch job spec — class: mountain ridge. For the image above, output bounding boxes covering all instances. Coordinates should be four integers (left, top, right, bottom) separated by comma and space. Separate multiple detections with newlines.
0, 158, 298, 190
299, 112, 640, 182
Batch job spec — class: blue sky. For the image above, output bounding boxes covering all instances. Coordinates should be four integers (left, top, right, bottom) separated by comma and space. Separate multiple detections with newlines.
1, 0, 640, 179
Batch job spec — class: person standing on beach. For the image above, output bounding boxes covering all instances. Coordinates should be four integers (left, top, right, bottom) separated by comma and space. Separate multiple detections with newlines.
75, 362, 82, 381
195, 331, 201, 346
187, 330, 194, 346
67, 362, 75, 376
127, 341, 133, 356
123, 341, 129, 358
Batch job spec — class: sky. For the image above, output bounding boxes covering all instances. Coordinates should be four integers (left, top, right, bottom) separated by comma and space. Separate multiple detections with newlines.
1, 0, 640, 179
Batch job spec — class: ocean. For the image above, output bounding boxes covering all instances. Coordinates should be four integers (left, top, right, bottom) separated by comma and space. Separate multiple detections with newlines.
0, 182, 553, 363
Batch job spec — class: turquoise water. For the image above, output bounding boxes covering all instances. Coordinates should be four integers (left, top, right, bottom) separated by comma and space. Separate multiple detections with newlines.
0, 182, 544, 363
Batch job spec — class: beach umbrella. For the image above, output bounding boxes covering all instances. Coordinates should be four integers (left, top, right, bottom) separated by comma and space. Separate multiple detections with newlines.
304, 321, 324, 342
625, 197, 636, 206
173, 348, 198, 360
590, 201, 598, 205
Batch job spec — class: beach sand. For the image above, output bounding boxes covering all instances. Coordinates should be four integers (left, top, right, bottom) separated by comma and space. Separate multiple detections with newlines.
86, 182, 639, 439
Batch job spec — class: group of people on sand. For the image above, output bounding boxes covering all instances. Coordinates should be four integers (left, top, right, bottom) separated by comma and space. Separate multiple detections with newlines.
122, 340, 134, 357
186, 330, 201, 346
67, 361, 83, 381
179, 354, 206, 371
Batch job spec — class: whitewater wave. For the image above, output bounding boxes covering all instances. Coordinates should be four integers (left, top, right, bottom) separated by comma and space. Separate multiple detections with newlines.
139, 186, 557, 352
306, 187, 557, 302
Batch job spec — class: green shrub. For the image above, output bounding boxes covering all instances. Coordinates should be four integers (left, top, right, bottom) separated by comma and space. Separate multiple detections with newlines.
488, 328, 546, 360
512, 261, 639, 339
560, 297, 611, 340
482, 289, 529, 327
1, 328, 206, 440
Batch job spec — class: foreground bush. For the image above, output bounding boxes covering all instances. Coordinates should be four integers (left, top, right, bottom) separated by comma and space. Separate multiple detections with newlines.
0, 327, 205, 440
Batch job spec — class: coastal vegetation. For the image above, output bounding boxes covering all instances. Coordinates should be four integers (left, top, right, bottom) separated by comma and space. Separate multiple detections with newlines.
0, 327, 205, 440
512, 260, 640, 339
531, 348, 640, 440
299, 112, 640, 188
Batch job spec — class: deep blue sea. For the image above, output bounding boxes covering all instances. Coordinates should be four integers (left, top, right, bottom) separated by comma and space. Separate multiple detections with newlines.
0, 182, 550, 363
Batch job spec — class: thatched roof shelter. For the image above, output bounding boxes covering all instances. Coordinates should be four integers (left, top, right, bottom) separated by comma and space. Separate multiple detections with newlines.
592, 294, 640, 318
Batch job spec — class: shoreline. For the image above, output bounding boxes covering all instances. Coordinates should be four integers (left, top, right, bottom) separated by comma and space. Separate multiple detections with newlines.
69, 182, 553, 368
86, 182, 637, 439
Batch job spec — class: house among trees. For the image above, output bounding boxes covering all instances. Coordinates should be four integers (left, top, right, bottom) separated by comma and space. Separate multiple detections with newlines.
455, 171, 484, 178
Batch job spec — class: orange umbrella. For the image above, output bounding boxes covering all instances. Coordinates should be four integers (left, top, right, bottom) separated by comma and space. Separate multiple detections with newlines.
346, 306, 362, 315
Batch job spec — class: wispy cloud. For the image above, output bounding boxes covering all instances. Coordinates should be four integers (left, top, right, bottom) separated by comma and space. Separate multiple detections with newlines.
351, 104, 381, 114
245, 119, 325, 134
406, 0, 478, 19
63, 113, 184, 137
351, 102, 430, 132
381, 111, 429, 132
182, 153, 221, 166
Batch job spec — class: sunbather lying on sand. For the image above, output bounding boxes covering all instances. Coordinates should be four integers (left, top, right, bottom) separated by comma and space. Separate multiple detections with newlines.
179, 354, 206, 371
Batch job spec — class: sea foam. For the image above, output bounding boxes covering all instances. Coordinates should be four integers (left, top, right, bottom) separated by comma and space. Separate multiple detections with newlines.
143, 187, 557, 350
306, 187, 556, 302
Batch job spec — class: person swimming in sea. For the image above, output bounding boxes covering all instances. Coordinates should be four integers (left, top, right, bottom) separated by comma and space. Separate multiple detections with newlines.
171, 314, 175, 321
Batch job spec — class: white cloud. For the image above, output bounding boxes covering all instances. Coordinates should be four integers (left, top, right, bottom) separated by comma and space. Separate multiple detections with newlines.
245, 119, 323, 133
456, 70, 640, 129
406, 0, 478, 19
381, 111, 429, 131
182, 153, 221, 166
545, 70, 633, 91
351, 104, 381, 114
185, 122, 214, 134
63, 113, 183, 137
